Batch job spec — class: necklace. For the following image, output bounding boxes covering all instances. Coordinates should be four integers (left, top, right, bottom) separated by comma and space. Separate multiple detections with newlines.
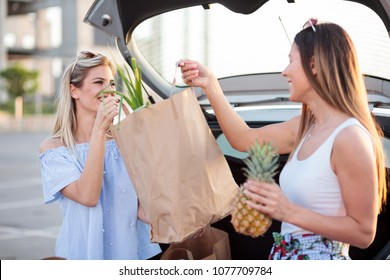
305, 122, 316, 142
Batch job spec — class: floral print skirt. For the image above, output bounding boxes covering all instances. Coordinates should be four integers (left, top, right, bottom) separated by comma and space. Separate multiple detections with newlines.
269, 232, 350, 260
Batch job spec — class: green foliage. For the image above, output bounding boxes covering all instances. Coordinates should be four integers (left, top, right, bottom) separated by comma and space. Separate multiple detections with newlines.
242, 141, 279, 183
98, 57, 149, 129
0, 97, 55, 115
0, 63, 39, 98
100, 57, 147, 111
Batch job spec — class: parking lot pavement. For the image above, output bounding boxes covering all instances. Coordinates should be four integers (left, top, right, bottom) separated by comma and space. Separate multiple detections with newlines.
0, 131, 61, 259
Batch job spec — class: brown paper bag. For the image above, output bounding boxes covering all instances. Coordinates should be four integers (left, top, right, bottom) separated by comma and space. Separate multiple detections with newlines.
160, 226, 231, 260
111, 88, 239, 243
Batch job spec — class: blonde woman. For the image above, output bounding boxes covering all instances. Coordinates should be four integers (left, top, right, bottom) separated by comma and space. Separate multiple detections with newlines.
39, 51, 160, 259
179, 19, 387, 260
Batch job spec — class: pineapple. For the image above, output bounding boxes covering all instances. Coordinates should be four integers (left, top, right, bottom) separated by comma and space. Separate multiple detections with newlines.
231, 141, 279, 237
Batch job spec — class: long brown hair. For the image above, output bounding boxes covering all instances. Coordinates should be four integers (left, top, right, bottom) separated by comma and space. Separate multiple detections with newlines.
292, 22, 387, 213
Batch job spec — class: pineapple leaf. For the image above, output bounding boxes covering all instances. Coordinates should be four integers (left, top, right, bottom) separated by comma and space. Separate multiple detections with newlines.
242, 141, 279, 183
109, 57, 146, 111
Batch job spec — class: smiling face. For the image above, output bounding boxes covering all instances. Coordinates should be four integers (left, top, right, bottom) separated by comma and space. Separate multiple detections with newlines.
70, 64, 116, 115
282, 43, 314, 103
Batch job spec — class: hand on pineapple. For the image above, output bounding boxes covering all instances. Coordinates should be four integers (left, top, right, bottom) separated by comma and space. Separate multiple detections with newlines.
231, 141, 279, 237
243, 180, 293, 223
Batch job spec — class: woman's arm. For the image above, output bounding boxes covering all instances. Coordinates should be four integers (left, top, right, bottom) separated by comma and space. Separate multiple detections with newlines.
179, 59, 298, 154
60, 131, 106, 207
59, 96, 118, 207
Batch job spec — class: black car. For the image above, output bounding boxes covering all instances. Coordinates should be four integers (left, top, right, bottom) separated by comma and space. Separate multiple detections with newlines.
84, 0, 390, 260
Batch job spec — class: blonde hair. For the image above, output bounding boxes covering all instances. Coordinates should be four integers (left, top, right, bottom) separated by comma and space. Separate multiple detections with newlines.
292, 23, 387, 213
51, 52, 115, 152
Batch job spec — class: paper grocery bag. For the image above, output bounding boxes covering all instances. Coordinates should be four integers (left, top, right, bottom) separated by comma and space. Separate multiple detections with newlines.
111, 88, 239, 243
160, 226, 231, 260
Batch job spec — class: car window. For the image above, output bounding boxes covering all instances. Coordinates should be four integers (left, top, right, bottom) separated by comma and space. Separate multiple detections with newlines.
382, 137, 390, 168
131, 0, 390, 85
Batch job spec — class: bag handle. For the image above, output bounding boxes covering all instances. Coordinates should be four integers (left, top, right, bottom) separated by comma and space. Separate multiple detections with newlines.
169, 61, 180, 96
170, 61, 195, 97
115, 60, 193, 124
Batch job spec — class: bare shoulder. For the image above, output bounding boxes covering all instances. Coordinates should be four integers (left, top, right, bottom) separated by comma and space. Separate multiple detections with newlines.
336, 124, 372, 145
334, 123, 374, 157
39, 137, 63, 154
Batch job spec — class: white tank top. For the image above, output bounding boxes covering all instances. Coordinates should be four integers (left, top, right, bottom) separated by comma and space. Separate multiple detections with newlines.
279, 118, 368, 235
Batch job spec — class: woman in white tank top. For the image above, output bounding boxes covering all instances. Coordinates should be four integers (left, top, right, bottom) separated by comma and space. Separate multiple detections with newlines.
179, 18, 387, 259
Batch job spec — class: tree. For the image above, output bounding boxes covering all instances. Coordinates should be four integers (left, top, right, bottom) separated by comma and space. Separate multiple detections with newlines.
0, 63, 39, 99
